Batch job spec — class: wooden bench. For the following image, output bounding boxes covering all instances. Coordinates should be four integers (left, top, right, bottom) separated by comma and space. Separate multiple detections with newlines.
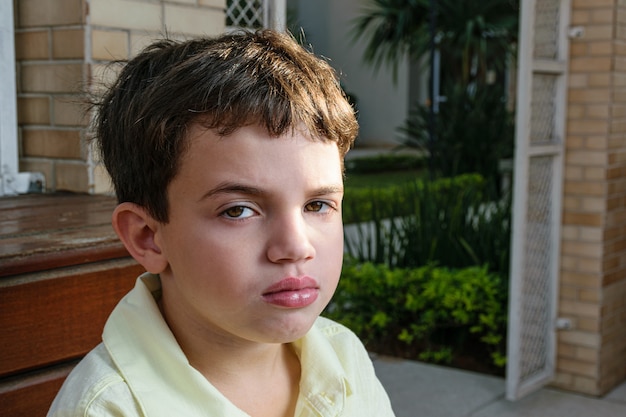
0, 194, 143, 416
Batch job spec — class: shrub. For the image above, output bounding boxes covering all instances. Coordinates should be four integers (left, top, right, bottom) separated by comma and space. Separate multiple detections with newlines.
343, 173, 511, 280
325, 260, 507, 372
344, 153, 426, 174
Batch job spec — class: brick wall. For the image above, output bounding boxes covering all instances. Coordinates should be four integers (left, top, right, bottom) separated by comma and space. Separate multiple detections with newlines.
14, 0, 225, 193
556, 0, 626, 396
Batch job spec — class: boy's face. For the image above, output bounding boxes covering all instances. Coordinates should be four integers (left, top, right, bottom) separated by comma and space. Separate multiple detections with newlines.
155, 124, 345, 346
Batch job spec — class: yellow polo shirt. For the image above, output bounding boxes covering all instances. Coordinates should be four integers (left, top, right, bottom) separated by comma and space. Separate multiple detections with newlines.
48, 273, 396, 417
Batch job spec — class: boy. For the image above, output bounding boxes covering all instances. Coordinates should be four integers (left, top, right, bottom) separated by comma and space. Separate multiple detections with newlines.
48, 30, 395, 417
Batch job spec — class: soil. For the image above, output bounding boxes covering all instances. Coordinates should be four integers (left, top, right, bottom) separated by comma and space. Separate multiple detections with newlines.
365, 337, 505, 377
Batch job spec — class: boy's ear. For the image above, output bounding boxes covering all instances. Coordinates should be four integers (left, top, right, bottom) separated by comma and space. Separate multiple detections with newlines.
112, 202, 169, 274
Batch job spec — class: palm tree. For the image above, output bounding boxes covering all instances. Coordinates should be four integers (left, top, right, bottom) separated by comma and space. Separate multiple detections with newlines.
352, 0, 519, 184
352, 0, 519, 85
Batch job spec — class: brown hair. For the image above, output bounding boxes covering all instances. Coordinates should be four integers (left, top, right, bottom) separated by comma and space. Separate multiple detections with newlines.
95, 29, 358, 223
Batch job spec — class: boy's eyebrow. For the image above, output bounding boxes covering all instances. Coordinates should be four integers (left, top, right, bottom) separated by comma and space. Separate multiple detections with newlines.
198, 182, 264, 202
198, 182, 344, 202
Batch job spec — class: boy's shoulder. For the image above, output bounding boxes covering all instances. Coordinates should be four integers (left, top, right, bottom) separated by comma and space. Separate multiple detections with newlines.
47, 343, 142, 417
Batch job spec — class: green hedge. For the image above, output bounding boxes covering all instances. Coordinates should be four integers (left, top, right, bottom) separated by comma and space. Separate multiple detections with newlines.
343, 173, 511, 280
325, 260, 507, 371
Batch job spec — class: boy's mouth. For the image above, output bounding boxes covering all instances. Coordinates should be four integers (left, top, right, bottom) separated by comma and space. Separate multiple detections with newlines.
262, 276, 319, 308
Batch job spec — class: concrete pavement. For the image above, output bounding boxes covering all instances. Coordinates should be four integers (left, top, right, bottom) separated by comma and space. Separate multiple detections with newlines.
373, 356, 626, 417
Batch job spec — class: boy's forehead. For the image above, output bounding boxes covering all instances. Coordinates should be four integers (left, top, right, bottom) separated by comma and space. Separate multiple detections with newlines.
187, 121, 340, 150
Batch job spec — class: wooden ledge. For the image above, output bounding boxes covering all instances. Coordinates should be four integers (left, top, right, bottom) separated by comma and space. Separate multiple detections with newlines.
0, 193, 128, 278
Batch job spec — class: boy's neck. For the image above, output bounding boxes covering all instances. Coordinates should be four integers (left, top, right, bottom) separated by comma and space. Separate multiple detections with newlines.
159, 295, 302, 417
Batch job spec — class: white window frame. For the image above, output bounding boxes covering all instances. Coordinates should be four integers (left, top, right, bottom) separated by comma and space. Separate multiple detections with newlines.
0, 0, 21, 195
0, 0, 42, 195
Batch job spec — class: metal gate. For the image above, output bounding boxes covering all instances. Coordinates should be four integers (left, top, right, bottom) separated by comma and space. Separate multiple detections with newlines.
506, 0, 571, 400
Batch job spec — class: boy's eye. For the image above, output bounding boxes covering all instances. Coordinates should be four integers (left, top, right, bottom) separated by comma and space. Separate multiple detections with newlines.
221, 206, 255, 219
305, 201, 331, 213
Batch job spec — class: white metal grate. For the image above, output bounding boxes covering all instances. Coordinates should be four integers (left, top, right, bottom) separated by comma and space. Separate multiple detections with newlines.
534, 0, 561, 59
507, 0, 570, 401
519, 156, 554, 381
226, 0, 266, 29
530, 74, 558, 144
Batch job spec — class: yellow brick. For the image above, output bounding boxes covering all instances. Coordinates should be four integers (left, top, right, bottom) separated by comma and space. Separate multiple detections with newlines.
567, 104, 586, 118
614, 73, 626, 87
568, 88, 611, 103
18, 0, 84, 27
585, 104, 610, 118
558, 343, 578, 359
572, 0, 614, 8
578, 257, 603, 273
562, 179, 604, 197
570, 57, 612, 72
562, 195, 583, 211
565, 150, 607, 166
560, 270, 601, 287
558, 330, 601, 349
91, 30, 129, 61
17, 96, 50, 124
52, 29, 85, 59
585, 135, 608, 149
611, 104, 626, 117
577, 317, 598, 334
582, 25, 614, 40
93, 163, 114, 194
569, 42, 589, 57
198, 0, 225, 7
557, 357, 599, 378
610, 119, 626, 133
564, 165, 584, 180
89, 63, 123, 94
53, 96, 88, 127
561, 255, 579, 271
22, 129, 82, 159
571, 10, 592, 25
559, 284, 579, 300
56, 162, 89, 192
581, 196, 606, 212
565, 135, 585, 149
15, 31, 49, 60
560, 299, 602, 319
614, 56, 626, 72
591, 9, 615, 24
588, 41, 613, 55
563, 208, 604, 226
21, 63, 84, 93
588, 72, 611, 87
90, 0, 161, 31
603, 255, 621, 271
567, 119, 609, 134
580, 225, 604, 241
583, 166, 606, 181
573, 376, 601, 396
164, 4, 225, 36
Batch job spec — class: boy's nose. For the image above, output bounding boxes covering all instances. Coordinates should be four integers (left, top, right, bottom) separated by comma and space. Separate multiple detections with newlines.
266, 212, 316, 263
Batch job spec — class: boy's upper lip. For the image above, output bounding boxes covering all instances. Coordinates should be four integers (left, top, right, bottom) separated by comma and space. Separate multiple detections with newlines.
262, 276, 318, 295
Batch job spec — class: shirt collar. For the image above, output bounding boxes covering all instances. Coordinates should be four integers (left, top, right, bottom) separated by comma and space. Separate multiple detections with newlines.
103, 273, 351, 417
